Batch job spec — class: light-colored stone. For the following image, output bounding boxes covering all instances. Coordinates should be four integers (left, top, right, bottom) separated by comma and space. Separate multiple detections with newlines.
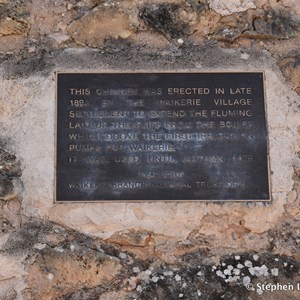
281, 0, 300, 15
68, 9, 132, 48
208, 0, 256, 16
107, 229, 152, 247
26, 249, 122, 299
0, 254, 26, 299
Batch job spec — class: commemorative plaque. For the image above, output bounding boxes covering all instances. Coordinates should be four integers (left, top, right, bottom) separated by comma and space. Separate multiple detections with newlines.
55, 72, 270, 202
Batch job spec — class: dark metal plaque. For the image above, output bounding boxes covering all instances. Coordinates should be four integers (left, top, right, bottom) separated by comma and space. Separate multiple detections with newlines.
55, 72, 270, 202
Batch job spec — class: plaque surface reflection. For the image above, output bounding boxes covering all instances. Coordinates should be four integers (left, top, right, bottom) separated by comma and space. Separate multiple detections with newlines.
55, 72, 270, 202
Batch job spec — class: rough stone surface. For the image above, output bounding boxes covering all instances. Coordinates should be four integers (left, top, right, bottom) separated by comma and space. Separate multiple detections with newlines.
0, 0, 299, 299
278, 52, 300, 92
68, 8, 133, 48
208, 0, 256, 16
213, 8, 300, 41
140, 3, 197, 40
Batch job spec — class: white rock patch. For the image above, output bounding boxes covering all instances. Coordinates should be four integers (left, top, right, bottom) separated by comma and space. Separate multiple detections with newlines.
208, 0, 256, 16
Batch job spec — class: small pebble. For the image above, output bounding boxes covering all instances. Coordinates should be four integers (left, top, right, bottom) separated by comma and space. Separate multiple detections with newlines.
175, 274, 181, 281
47, 273, 54, 281
136, 285, 142, 292
242, 276, 251, 285
133, 267, 140, 273
235, 255, 240, 260
151, 276, 159, 283
197, 290, 202, 296
237, 263, 244, 269
216, 270, 225, 279
257, 289, 263, 295
271, 268, 279, 276
244, 260, 252, 267
233, 268, 240, 275
261, 265, 269, 276
177, 38, 184, 44
224, 269, 231, 275
163, 271, 173, 276
28, 46, 36, 53
241, 53, 250, 60
54, 246, 64, 253
33, 243, 46, 250
253, 255, 259, 261
70, 244, 75, 251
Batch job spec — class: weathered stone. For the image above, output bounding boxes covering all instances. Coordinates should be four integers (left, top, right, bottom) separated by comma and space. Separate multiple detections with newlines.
0, 35, 26, 53
249, 9, 300, 39
0, 254, 25, 300
0, 179, 12, 197
0, 18, 29, 37
208, 0, 256, 16
213, 8, 300, 41
107, 229, 152, 247
68, 8, 132, 48
25, 247, 122, 299
0, 147, 21, 200
269, 222, 300, 257
140, 3, 196, 40
278, 52, 300, 93
0, 0, 28, 20
0, 198, 21, 231
75, 0, 103, 10
0, 148, 21, 179
3, 222, 41, 254
0, 0, 29, 38
0, 287, 17, 300
281, 0, 300, 15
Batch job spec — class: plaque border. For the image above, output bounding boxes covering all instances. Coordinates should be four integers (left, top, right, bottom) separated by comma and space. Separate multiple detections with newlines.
54, 71, 272, 203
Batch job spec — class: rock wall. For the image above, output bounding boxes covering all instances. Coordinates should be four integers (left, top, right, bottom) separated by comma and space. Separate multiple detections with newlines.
0, 0, 299, 299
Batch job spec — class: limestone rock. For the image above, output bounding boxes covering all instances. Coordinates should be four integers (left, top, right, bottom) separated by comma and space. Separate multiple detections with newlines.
0, 198, 21, 232
68, 8, 132, 48
0, 0, 29, 37
107, 229, 152, 247
208, 0, 256, 16
278, 52, 300, 93
213, 8, 300, 41
0, 287, 17, 300
75, 0, 103, 10
0, 19, 28, 37
249, 9, 300, 39
25, 247, 122, 299
281, 0, 300, 15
